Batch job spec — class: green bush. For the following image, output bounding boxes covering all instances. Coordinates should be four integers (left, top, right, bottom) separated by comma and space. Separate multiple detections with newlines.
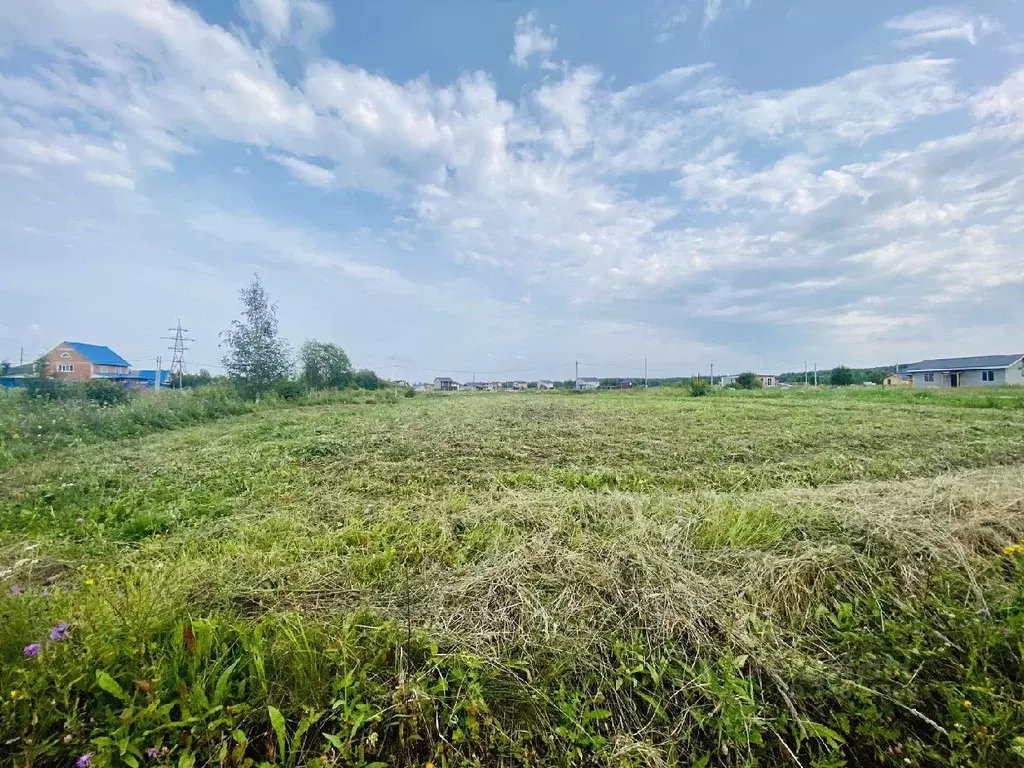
271, 378, 307, 400
688, 377, 711, 396
23, 377, 72, 401
82, 379, 130, 407
733, 371, 763, 390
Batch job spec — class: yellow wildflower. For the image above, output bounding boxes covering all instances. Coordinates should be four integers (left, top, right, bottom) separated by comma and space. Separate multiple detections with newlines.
83, 578, 95, 586
1002, 544, 1024, 557
963, 699, 973, 709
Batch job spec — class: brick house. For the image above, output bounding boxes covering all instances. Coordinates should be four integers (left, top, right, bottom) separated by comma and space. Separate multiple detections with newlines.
42, 342, 133, 381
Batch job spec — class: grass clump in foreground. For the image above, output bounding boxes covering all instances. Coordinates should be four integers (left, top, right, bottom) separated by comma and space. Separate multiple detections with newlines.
3, 389, 1024, 767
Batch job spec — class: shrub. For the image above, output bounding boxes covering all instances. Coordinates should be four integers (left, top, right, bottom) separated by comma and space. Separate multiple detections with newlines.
271, 379, 306, 400
23, 377, 72, 401
688, 377, 711, 396
353, 369, 382, 390
83, 379, 130, 407
734, 371, 763, 390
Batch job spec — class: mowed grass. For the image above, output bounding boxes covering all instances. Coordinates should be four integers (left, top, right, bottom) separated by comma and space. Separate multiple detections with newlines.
3, 388, 1024, 767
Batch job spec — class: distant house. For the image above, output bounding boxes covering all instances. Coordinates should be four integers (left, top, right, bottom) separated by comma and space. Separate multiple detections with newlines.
537, 380, 555, 390
41, 342, 134, 381
883, 373, 912, 387
483, 381, 501, 391
463, 381, 486, 391
433, 377, 460, 391
512, 380, 528, 391
575, 377, 600, 391
903, 355, 1024, 388
759, 375, 777, 388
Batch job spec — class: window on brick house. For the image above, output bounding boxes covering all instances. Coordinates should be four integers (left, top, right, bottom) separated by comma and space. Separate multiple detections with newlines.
57, 364, 74, 372
60, 352, 71, 358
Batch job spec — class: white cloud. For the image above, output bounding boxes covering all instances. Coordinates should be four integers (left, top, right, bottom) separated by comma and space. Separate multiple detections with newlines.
240, 0, 333, 43
655, 3, 690, 42
703, 0, 723, 29
1, 0, 1023, 369
510, 11, 557, 68
85, 171, 135, 190
886, 8, 997, 47
973, 69, 1024, 119
268, 153, 336, 188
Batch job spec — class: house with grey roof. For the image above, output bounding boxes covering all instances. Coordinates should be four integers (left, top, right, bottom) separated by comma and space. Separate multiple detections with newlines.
902, 354, 1024, 388
432, 376, 460, 391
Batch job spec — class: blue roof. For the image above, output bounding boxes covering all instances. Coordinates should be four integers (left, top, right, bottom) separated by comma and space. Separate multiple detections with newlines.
903, 354, 1024, 372
64, 342, 131, 367
136, 369, 172, 387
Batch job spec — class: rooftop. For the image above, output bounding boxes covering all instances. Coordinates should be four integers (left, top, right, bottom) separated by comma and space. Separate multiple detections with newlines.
64, 342, 131, 368
903, 354, 1024, 373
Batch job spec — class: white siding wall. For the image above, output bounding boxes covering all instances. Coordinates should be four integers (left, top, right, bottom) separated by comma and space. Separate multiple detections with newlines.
1007, 361, 1024, 385
957, 369, 1004, 387
912, 365, 1023, 388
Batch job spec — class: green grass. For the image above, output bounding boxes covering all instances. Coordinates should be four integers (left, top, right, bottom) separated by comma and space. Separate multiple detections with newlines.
3, 388, 1024, 767
0, 385, 402, 468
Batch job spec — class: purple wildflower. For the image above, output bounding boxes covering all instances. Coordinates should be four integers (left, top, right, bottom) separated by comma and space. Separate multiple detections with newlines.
146, 748, 159, 759
10, 585, 24, 595
76, 753, 93, 768
49, 623, 70, 642
979, 607, 992, 618
40, 589, 50, 598
1002, 626, 1010, 636
23, 643, 41, 658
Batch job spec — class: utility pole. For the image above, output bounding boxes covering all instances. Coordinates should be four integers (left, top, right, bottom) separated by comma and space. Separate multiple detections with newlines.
162, 319, 194, 389
814, 362, 818, 387
155, 355, 162, 393
804, 361, 808, 386
575, 360, 579, 382
710, 362, 714, 385
644, 356, 648, 389
19, 347, 24, 366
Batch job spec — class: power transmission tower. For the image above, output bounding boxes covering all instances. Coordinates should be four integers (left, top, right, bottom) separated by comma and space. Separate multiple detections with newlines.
162, 319, 194, 389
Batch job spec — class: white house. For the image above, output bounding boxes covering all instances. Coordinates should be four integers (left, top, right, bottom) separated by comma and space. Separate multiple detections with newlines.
433, 377, 460, 391
719, 374, 776, 388
537, 380, 555, 390
575, 377, 600, 390
903, 354, 1024, 388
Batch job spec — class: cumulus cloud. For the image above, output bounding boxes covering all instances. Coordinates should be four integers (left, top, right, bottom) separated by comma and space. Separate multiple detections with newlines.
886, 8, 997, 47
510, 11, 557, 68
240, 0, 333, 43
1, 0, 1023, 369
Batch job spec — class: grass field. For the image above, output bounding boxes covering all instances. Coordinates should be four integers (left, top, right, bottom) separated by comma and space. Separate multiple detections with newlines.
3, 387, 1024, 767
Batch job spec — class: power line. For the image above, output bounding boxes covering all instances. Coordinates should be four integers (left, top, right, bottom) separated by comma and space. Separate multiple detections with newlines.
161, 319, 194, 389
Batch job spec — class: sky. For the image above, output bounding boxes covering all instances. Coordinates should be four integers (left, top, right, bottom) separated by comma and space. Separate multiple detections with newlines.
1, 0, 1022, 383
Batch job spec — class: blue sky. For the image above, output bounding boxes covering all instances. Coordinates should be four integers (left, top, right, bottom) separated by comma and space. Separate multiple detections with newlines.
1, 0, 1022, 382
